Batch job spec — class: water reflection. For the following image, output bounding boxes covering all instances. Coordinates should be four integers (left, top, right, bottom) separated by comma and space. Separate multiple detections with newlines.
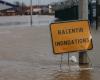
54, 70, 92, 80
78, 70, 92, 80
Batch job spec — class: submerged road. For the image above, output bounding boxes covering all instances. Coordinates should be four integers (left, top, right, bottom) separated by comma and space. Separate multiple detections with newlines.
0, 16, 100, 80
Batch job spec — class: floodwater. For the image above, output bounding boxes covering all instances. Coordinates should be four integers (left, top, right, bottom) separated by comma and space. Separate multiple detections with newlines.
0, 15, 100, 80
0, 15, 56, 27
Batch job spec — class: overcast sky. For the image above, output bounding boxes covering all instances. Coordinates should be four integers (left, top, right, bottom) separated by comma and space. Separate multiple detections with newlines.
4, 0, 63, 5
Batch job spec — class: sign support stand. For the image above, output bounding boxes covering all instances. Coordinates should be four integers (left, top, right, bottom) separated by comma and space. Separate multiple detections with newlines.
59, 53, 71, 72
68, 53, 70, 72
60, 54, 63, 71
59, 53, 93, 72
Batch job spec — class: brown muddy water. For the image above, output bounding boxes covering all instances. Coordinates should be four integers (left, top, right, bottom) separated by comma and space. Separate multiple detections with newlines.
0, 25, 100, 80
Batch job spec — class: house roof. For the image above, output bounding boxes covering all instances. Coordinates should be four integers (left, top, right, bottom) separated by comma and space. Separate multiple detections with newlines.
0, 0, 17, 10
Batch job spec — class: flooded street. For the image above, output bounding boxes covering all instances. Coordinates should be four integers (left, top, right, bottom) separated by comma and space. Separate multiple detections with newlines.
0, 15, 100, 80
0, 15, 56, 27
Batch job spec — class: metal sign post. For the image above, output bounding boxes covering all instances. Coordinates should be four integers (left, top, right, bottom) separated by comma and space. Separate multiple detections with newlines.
68, 53, 70, 72
59, 53, 71, 72
60, 54, 63, 71
59, 53, 70, 72
30, 0, 33, 26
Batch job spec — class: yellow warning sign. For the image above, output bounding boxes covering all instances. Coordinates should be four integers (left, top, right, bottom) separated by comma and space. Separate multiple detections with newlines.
50, 20, 93, 54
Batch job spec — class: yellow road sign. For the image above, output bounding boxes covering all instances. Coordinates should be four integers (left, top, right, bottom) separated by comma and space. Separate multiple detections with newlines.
50, 20, 93, 54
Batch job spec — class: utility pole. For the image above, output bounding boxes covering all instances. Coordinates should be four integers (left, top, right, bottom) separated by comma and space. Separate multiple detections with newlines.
30, 0, 33, 26
79, 0, 89, 65
21, 0, 23, 15
96, 0, 98, 30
